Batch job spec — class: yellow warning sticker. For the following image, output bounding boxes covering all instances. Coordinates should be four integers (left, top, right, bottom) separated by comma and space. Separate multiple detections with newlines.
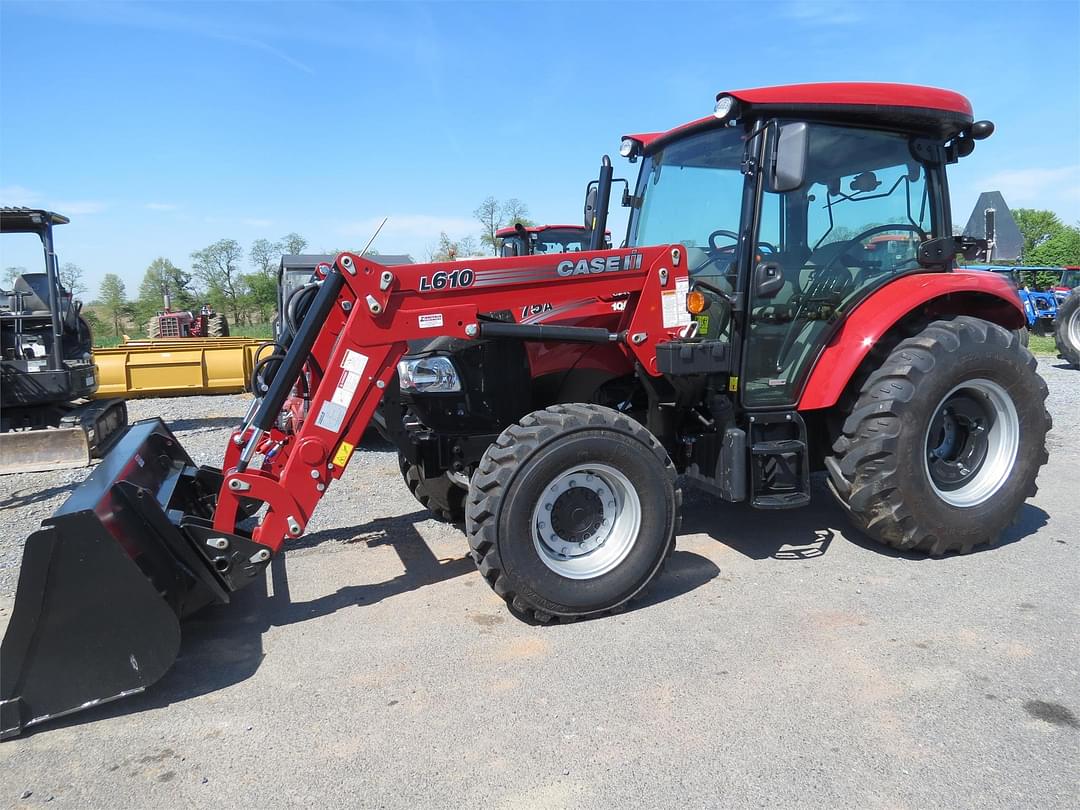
728, 375, 739, 392
332, 441, 355, 467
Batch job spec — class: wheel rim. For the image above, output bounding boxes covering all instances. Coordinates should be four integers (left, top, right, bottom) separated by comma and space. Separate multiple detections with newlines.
530, 463, 641, 580
923, 378, 1020, 508
1069, 304, 1080, 350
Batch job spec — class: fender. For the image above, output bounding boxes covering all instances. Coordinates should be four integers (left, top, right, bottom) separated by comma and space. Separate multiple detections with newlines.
798, 270, 1025, 411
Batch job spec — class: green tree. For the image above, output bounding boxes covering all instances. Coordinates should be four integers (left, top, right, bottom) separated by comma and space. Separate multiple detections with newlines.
1028, 224, 1080, 268
136, 258, 196, 325
428, 232, 466, 262
246, 238, 284, 322
503, 198, 534, 230
1013, 208, 1064, 259
243, 271, 278, 322
474, 196, 503, 255
98, 273, 130, 336
191, 239, 246, 324
250, 238, 283, 275
474, 197, 535, 255
281, 232, 308, 255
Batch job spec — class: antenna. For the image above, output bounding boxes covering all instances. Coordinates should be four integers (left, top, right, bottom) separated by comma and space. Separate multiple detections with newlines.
359, 216, 388, 258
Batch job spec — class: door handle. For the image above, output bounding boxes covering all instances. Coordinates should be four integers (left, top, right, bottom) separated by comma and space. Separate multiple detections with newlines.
754, 261, 784, 298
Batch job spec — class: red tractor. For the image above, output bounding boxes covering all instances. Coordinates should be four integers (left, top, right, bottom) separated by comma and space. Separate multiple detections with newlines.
1, 83, 1050, 738
147, 294, 229, 338
497, 223, 611, 257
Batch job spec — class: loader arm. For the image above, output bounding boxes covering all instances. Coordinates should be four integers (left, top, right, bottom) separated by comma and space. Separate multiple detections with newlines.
0, 244, 689, 739
215, 246, 688, 554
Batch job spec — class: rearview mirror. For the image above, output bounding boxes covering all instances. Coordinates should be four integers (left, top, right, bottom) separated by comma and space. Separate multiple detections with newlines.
584, 182, 598, 229
768, 122, 809, 193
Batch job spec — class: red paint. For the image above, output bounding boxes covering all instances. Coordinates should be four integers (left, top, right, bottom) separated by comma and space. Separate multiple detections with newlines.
213, 247, 688, 552
495, 224, 588, 237
624, 82, 973, 152
798, 271, 1025, 411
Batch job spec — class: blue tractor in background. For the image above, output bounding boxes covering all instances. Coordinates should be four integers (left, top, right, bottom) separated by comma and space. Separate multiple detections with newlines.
967, 265, 1061, 339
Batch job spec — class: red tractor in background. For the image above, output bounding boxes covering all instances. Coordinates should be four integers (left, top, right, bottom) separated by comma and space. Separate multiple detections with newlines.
1, 83, 1052, 739
497, 223, 612, 257
147, 289, 229, 338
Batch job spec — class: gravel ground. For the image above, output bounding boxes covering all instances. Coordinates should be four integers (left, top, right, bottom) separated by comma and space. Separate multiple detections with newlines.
0, 359, 1077, 808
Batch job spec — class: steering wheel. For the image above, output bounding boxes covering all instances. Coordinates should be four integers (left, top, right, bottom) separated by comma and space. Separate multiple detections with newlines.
694, 229, 779, 279
772, 223, 926, 372
708, 229, 740, 254
706, 229, 778, 255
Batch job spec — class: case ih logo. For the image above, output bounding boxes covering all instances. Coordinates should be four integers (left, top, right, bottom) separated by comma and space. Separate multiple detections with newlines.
466, 251, 645, 289
556, 252, 643, 277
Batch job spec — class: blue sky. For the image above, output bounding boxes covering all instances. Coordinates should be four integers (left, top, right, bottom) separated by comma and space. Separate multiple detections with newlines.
1, 0, 1078, 298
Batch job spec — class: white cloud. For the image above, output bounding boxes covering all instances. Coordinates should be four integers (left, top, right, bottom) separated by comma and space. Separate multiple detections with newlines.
145, 202, 179, 211
0, 185, 42, 205
1, 185, 105, 215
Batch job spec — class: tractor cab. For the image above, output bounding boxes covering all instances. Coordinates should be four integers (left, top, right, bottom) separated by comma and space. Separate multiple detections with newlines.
617, 84, 990, 407
497, 224, 608, 257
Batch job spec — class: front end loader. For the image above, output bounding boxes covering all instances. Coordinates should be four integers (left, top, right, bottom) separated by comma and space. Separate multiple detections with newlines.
1, 83, 1051, 739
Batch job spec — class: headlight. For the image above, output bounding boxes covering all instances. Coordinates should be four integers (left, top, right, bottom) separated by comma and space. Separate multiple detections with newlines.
619, 138, 636, 158
713, 94, 736, 120
397, 355, 462, 393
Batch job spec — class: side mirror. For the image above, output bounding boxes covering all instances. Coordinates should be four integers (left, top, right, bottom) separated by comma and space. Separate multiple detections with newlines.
767, 122, 809, 193
584, 182, 599, 229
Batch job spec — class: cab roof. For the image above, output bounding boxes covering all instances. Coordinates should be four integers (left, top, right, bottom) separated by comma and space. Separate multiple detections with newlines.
623, 83, 975, 155
1, 207, 70, 234
496, 224, 588, 238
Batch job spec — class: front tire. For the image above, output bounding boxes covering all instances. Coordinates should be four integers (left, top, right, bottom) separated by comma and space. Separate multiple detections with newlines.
398, 453, 465, 523
466, 404, 679, 622
1055, 291, 1080, 368
828, 317, 1050, 555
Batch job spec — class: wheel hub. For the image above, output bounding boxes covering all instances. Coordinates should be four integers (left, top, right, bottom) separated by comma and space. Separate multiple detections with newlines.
550, 487, 604, 543
923, 378, 1020, 508
531, 464, 642, 579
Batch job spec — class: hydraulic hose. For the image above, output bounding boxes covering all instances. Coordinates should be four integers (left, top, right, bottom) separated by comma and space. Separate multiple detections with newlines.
239, 269, 345, 470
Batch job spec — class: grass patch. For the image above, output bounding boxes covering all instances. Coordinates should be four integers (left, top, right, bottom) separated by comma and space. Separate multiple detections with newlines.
1028, 334, 1057, 357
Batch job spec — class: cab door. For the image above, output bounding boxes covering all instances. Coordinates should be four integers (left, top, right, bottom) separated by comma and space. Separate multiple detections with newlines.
741, 122, 941, 407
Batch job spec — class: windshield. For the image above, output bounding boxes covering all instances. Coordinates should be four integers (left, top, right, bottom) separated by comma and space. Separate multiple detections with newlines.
532, 227, 590, 253
630, 126, 747, 250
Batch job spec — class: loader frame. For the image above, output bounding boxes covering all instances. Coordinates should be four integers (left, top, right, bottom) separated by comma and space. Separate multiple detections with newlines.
218, 246, 688, 556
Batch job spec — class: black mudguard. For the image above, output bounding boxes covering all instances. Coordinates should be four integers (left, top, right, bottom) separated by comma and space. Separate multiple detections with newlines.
0, 419, 270, 739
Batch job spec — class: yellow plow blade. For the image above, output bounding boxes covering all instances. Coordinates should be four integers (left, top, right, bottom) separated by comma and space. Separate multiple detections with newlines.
93, 337, 265, 399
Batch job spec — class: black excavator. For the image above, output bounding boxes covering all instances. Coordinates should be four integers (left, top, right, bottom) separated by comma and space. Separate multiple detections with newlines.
0, 207, 127, 473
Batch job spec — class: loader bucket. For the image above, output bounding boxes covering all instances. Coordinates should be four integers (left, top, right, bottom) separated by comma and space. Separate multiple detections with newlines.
0, 419, 271, 739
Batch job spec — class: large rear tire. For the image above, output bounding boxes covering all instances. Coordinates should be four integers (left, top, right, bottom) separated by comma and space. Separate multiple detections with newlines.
206, 313, 229, 337
1055, 291, 1080, 368
466, 404, 679, 622
399, 453, 465, 523
147, 316, 161, 339
827, 317, 1050, 555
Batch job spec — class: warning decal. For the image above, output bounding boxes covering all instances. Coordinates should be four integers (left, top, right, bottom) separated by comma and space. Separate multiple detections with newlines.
332, 441, 355, 467
341, 349, 369, 375
661, 277, 692, 329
